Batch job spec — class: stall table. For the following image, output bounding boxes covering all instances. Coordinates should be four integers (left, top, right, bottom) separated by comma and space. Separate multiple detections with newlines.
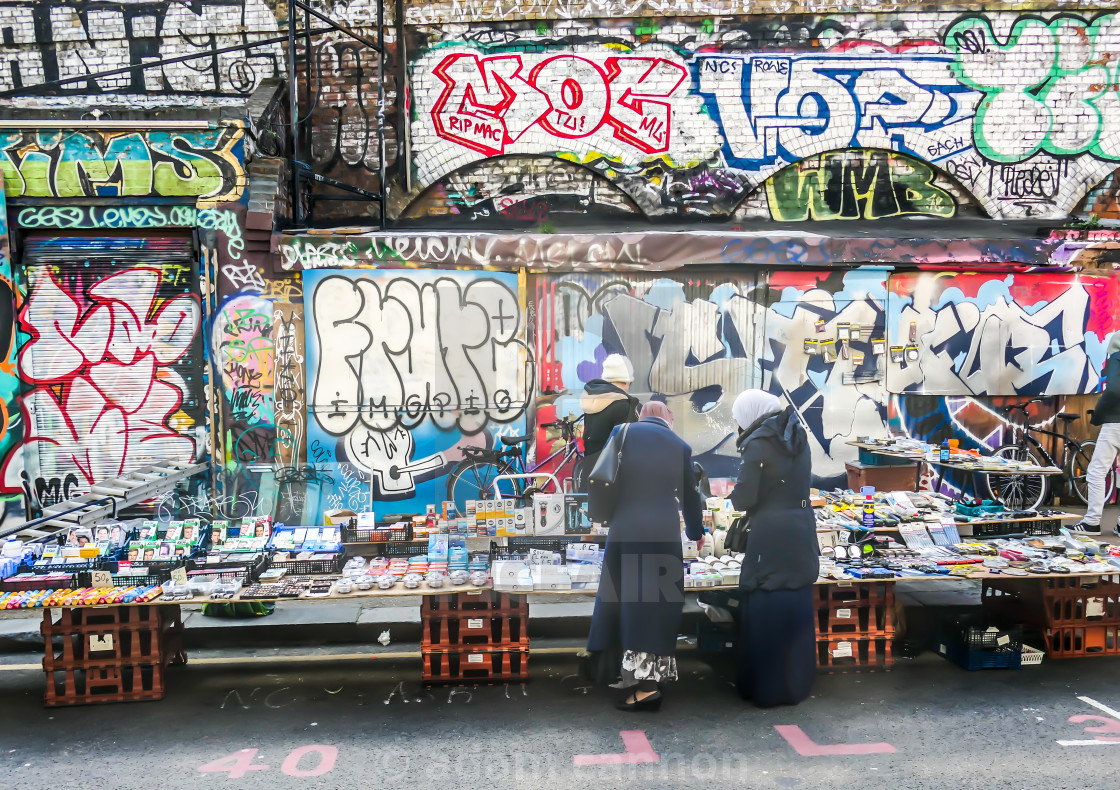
848, 441, 1063, 498
25, 561, 1120, 704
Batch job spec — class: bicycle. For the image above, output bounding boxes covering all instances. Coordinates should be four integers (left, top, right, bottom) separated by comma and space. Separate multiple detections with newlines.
980, 398, 1117, 511
445, 415, 584, 513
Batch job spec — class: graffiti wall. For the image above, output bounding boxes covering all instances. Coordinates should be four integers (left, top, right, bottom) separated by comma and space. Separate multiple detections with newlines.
0, 126, 246, 201
16, 238, 204, 506
304, 269, 530, 513
536, 272, 766, 478
761, 269, 891, 486
0, 187, 23, 528
0, 0, 282, 100
213, 294, 275, 467
886, 272, 1120, 396
406, 12, 1120, 222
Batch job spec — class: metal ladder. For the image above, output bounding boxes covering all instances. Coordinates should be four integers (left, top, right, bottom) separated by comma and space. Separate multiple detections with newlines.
0, 460, 208, 542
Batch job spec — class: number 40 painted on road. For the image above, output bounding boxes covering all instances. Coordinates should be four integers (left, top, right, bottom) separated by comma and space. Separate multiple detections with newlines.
199, 746, 338, 778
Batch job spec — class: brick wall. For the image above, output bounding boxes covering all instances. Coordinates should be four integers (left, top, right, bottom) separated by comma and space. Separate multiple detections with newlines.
1, 2, 1117, 227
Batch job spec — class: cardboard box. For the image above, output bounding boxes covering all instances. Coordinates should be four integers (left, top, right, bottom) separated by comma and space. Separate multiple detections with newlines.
324, 509, 357, 526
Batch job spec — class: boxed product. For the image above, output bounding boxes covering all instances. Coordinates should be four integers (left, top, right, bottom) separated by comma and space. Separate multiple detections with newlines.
492, 559, 533, 592
533, 493, 566, 536
532, 564, 572, 591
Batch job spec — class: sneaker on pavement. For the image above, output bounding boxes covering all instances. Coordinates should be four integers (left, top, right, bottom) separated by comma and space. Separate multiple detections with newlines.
1071, 522, 1102, 535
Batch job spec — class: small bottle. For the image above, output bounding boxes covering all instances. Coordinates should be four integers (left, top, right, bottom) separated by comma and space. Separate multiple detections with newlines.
940, 439, 950, 463
861, 485, 876, 531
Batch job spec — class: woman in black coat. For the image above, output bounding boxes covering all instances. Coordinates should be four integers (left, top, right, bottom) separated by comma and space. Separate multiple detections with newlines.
587, 401, 704, 711
730, 389, 820, 707
577, 354, 639, 491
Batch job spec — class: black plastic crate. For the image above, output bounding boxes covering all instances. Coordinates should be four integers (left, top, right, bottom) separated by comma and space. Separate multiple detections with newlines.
342, 523, 414, 543
22, 558, 106, 575
380, 542, 429, 558
265, 554, 344, 575
188, 552, 268, 582
490, 536, 600, 558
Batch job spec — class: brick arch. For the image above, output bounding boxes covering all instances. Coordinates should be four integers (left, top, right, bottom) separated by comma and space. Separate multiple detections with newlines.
397, 154, 645, 222
727, 148, 986, 222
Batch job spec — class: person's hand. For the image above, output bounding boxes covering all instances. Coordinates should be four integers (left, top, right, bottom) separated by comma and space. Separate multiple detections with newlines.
696, 535, 705, 551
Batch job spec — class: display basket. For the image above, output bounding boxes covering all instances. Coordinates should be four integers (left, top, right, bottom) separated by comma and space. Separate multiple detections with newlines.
187, 552, 269, 582
342, 522, 414, 543
264, 553, 344, 576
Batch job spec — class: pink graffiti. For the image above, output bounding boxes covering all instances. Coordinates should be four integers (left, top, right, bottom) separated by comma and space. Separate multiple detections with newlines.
18, 268, 201, 485
430, 53, 686, 157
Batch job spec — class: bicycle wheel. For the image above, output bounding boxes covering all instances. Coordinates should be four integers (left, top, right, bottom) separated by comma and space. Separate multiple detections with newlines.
981, 444, 1050, 511
1069, 440, 1117, 506
445, 460, 522, 513
568, 457, 585, 493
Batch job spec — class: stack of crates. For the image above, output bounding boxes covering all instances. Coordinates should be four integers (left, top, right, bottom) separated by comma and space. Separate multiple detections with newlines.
815, 581, 896, 672
983, 575, 1120, 658
40, 604, 185, 706
421, 592, 529, 684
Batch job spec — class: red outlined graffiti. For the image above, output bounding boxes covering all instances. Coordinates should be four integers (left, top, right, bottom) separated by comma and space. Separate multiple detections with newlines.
17, 267, 201, 489
429, 51, 688, 157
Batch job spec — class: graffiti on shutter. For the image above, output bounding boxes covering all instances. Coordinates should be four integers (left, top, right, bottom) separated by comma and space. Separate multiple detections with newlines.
18, 236, 204, 507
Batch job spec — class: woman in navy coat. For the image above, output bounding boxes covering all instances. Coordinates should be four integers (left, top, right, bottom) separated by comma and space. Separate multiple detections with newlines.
586, 401, 704, 711
730, 389, 819, 707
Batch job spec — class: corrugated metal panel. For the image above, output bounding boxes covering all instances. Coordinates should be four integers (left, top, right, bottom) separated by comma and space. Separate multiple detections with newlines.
19, 235, 204, 503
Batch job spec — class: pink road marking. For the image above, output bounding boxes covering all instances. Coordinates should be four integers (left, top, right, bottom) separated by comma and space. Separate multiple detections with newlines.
574, 730, 660, 766
775, 725, 896, 756
1069, 714, 1120, 742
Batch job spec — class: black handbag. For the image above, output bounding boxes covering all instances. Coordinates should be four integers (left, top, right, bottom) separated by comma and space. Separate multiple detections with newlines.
724, 512, 751, 553
587, 424, 629, 522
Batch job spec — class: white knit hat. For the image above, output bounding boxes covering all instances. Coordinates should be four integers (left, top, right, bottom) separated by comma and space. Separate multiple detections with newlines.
601, 354, 633, 384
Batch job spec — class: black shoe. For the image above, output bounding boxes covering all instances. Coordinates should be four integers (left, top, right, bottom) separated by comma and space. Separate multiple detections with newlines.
1072, 522, 1101, 535
615, 691, 662, 711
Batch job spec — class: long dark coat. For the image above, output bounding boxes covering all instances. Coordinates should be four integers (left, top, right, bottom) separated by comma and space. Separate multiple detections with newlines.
587, 417, 704, 657
730, 406, 820, 592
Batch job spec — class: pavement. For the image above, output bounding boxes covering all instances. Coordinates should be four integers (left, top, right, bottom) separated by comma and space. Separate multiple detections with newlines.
3, 644, 1120, 790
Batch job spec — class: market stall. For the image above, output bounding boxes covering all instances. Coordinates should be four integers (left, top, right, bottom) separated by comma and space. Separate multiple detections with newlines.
3, 485, 1120, 706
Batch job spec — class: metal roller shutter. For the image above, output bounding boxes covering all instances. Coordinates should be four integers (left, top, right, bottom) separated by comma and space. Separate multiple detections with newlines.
19, 235, 205, 505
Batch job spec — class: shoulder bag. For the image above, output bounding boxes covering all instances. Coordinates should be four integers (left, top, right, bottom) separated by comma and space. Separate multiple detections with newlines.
587, 424, 629, 522
724, 512, 751, 554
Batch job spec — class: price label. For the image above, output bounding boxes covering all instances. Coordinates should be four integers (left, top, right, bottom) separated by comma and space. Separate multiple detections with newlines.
89, 633, 114, 652
996, 634, 1011, 646
171, 566, 188, 586
467, 618, 484, 629
91, 570, 113, 588
467, 654, 484, 664
831, 641, 853, 658
836, 608, 852, 619
1087, 598, 1106, 618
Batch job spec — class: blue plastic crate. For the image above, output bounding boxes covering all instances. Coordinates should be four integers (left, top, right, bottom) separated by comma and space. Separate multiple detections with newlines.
937, 627, 1023, 670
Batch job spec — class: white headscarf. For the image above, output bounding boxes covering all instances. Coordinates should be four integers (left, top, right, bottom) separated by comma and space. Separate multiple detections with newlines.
732, 389, 783, 431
